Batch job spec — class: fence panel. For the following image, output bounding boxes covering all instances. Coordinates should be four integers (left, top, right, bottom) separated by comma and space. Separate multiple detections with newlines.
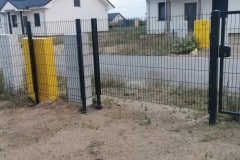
0, 34, 28, 105
98, 15, 211, 110
220, 12, 240, 115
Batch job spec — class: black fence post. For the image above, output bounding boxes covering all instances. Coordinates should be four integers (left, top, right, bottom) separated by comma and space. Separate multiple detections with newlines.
7, 12, 12, 34
208, 10, 221, 125
91, 18, 102, 110
75, 19, 87, 113
26, 21, 39, 104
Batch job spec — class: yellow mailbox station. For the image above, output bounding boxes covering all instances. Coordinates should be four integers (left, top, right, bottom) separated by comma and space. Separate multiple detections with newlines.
22, 37, 59, 102
194, 20, 210, 49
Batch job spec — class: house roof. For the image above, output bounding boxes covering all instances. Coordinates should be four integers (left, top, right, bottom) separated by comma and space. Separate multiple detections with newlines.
0, 0, 7, 9
108, 13, 125, 21
0, 0, 114, 10
0, 0, 51, 10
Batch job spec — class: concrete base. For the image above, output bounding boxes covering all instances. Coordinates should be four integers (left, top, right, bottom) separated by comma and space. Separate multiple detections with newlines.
0, 34, 24, 92
64, 34, 93, 106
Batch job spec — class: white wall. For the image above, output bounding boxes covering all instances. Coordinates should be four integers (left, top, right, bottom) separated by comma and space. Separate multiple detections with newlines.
0, 14, 6, 34
44, 0, 109, 33
23, 9, 47, 36
147, 0, 165, 34
147, 0, 189, 35
227, 0, 240, 33
147, 0, 240, 34
0, 11, 45, 35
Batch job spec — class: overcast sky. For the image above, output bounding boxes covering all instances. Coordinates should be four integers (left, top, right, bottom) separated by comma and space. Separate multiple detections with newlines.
109, 0, 146, 18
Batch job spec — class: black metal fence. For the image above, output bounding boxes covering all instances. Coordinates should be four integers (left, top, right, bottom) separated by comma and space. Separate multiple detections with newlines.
0, 13, 240, 124
98, 15, 210, 111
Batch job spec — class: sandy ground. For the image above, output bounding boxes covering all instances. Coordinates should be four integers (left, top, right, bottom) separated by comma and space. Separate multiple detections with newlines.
0, 96, 240, 160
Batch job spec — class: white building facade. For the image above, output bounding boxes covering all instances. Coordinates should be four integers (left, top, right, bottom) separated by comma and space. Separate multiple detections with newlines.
146, 0, 239, 34
0, 0, 114, 35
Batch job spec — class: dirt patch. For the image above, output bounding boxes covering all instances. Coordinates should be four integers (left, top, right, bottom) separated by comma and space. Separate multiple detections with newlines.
0, 97, 240, 160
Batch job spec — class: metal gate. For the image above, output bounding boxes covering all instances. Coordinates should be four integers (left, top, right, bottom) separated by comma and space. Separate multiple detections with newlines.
209, 10, 240, 124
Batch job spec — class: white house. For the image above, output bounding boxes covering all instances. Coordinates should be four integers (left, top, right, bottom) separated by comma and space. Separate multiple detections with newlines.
0, 0, 114, 35
146, 0, 240, 34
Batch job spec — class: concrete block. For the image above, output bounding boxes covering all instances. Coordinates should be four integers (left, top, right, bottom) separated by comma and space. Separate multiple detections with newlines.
64, 34, 93, 106
0, 34, 24, 92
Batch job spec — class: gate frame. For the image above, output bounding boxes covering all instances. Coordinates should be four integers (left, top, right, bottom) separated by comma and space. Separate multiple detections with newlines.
209, 10, 240, 124
209, 10, 221, 125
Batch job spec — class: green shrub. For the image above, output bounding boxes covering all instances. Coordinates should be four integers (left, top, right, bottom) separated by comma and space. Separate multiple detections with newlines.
171, 36, 197, 54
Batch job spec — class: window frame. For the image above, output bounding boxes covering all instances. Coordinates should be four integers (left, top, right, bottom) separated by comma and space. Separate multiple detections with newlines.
11, 15, 18, 27
158, 2, 166, 21
34, 13, 41, 27
74, 0, 80, 7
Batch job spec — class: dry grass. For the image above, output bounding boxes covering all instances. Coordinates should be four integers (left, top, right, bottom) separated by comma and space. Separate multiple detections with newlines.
101, 78, 209, 110
99, 27, 174, 56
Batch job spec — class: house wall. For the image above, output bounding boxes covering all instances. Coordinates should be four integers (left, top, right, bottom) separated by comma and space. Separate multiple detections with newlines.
0, 10, 46, 35
147, 0, 240, 34
0, 14, 6, 34
44, 0, 109, 33
8, 12, 22, 34
147, 0, 194, 35
22, 9, 47, 36
0, 0, 111, 35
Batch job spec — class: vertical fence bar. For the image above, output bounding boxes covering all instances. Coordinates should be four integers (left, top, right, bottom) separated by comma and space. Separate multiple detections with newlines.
91, 18, 102, 110
26, 21, 39, 104
208, 10, 221, 125
218, 13, 227, 113
7, 12, 12, 34
20, 11, 25, 35
75, 19, 87, 113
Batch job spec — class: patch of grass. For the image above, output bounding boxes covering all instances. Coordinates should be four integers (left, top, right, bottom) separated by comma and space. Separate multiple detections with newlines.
82, 122, 100, 130
101, 78, 209, 110
99, 27, 200, 56
200, 134, 218, 142
204, 151, 214, 160
102, 98, 117, 108
99, 27, 176, 56
171, 85, 208, 109
218, 114, 240, 123
222, 80, 240, 114
0, 69, 29, 107
101, 78, 126, 88
87, 140, 104, 156
57, 76, 68, 101
139, 105, 151, 126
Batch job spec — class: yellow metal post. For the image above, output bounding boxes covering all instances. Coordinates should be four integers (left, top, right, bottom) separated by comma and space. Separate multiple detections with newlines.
22, 37, 59, 102
194, 20, 210, 49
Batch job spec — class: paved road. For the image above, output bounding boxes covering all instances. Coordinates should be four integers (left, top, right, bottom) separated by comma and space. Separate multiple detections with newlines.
54, 54, 240, 91
99, 55, 240, 91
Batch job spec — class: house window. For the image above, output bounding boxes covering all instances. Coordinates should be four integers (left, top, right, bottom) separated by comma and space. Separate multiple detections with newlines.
12, 15, 18, 27
74, 0, 80, 7
0, 18, 2, 28
23, 16, 28, 27
34, 13, 41, 27
158, 2, 166, 21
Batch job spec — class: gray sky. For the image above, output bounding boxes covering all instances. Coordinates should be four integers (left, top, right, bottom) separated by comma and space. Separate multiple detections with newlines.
109, 0, 146, 18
